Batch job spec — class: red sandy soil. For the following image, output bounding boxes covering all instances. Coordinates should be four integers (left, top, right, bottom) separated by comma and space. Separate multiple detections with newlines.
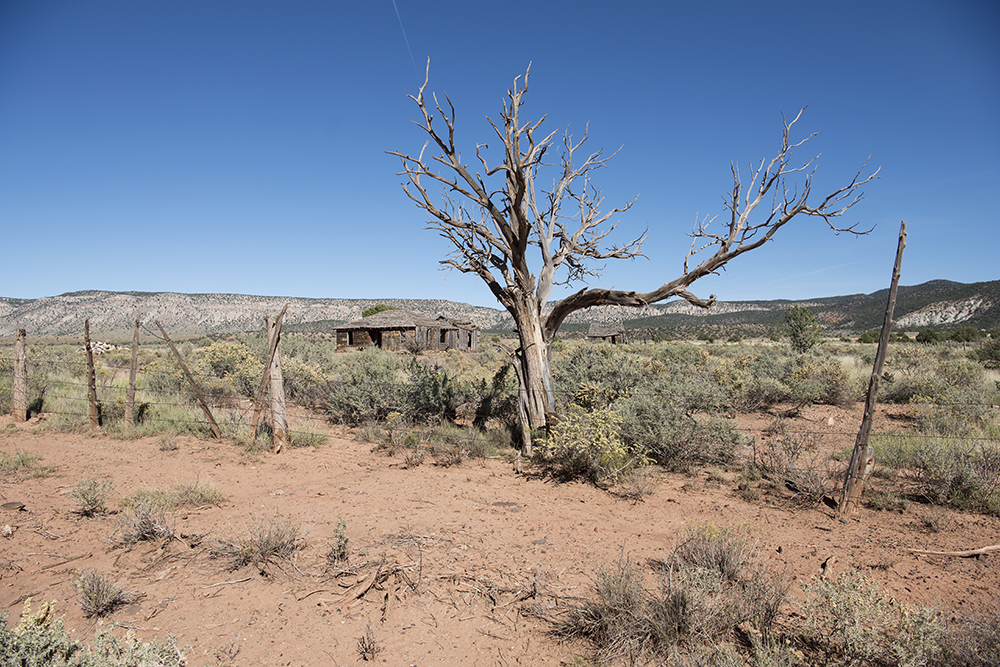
1, 404, 998, 666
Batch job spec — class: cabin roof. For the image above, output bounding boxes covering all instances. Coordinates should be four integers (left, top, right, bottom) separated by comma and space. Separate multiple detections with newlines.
586, 322, 627, 338
336, 309, 448, 331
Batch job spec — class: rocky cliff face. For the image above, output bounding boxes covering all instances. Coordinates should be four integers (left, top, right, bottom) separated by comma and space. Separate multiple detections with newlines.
2, 280, 997, 338
0, 292, 511, 338
896, 296, 995, 329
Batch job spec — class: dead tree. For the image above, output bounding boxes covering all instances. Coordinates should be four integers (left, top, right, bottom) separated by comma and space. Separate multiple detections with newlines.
390, 63, 878, 451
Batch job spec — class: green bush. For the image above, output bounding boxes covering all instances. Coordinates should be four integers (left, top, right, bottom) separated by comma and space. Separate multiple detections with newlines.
785, 305, 822, 353
408, 360, 465, 422
192, 340, 264, 399
0, 599, 185, 666
858, 330, 880, 344
975, 337, 1000, 369
801, 570, 946, 667
786, 353, 857, 405
539, 405, 647, 484
324, 348, 408, 424
553, 343, 648, 410
614, 389, 740, 469
712, 350, 792, 411
873, 434, 1000, 514
361, 303, 397, 318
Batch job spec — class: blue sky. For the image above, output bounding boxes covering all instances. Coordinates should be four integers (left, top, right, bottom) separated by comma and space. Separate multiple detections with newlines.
1, 1, 997, 308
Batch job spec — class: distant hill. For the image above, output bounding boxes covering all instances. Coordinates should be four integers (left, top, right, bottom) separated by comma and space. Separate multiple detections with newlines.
1, 280, 997, 339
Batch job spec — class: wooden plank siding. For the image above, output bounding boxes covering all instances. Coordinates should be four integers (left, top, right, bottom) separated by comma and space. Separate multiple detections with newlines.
334, 309, 479, 353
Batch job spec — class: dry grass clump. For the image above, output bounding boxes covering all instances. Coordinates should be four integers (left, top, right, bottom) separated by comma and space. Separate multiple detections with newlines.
210, 514, 305, 573
119, 481, 227, 511
555, 523, 787, 665
75, 570, 142, 618
751, 423, 835, 506
114, 500, 179, 546
326, 519, 350, 568
0, 450, 54, 479
71, 477, 113, 517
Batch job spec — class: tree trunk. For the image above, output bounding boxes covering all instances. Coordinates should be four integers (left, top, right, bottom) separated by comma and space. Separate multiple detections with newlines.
511, 296, 556, 454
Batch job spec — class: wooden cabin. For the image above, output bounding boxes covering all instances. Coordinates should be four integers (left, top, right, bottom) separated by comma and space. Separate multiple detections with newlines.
335, 309, 479, 352
586, 322, 628, 345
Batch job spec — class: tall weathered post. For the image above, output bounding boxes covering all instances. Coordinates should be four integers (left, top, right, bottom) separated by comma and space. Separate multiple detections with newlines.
250, 305, 287, 444
838, 221, 907, 516
84, 320, 100, 430
125, 309, 140, 429
11, 329, 27, 422
267, 316, 288, 454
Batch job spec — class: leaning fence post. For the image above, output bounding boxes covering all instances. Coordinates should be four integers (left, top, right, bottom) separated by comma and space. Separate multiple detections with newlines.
154, 319, 222, 439
250, 304, 287, 443
84, 320, 100, 430
11, 329, 27, 422
838, 220, 907, 517
125, 309, 140, 429
267, 315, 288, 454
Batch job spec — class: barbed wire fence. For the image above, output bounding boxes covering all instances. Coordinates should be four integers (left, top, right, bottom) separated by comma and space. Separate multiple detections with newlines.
1, 324, 999, 454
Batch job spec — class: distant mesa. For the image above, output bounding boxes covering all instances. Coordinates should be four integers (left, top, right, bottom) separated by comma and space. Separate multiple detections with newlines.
0, 280, 997, 338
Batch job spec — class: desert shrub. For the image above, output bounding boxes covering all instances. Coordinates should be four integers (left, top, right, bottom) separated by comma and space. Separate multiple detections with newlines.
408, 360, 466, 422
192, 340, 264, 400
976, 337, 1000, 369
712, 350, 792, 411
324, 348, 408, 424
71, 477, 113, 517
872, 434, 1000, 514
471, 364, 518, 429
934, 605, 1000, 667
138, 357, 187, 396
120, 481, 227, 511
752, 421, 837, 505
787, 353, 856, 405
210, 513, 305, 572
801, 570, 946, 667
281, 356, 329, 406
0, 599, 186, 667
75, 570, 142, 618
881, 354, 993, 434
539, 405, 646, 484
0, 355, 48, 416
553, 343, 649, 409
614, 390, 740, 469
556, 523, 787, 665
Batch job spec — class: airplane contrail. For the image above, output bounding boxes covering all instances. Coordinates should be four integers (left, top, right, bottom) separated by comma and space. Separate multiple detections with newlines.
392, 0, 421, 80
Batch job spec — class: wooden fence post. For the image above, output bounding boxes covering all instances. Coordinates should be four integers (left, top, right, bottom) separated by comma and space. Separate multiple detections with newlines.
84, 320, 100, 430
267, 316, 288, 454
838, 221, 907, 517
250, 305, 287, 443
11, 329, 27, 422
125, 309, 140, 429
154, 319, 222, 439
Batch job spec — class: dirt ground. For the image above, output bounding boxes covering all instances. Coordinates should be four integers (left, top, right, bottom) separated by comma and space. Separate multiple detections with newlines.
2, 404, 998, 666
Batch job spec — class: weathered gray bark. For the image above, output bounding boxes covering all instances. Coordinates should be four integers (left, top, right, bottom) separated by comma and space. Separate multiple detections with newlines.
11, 329, 27, 422
125, 309, 140, 430
839, 221, 906, 516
